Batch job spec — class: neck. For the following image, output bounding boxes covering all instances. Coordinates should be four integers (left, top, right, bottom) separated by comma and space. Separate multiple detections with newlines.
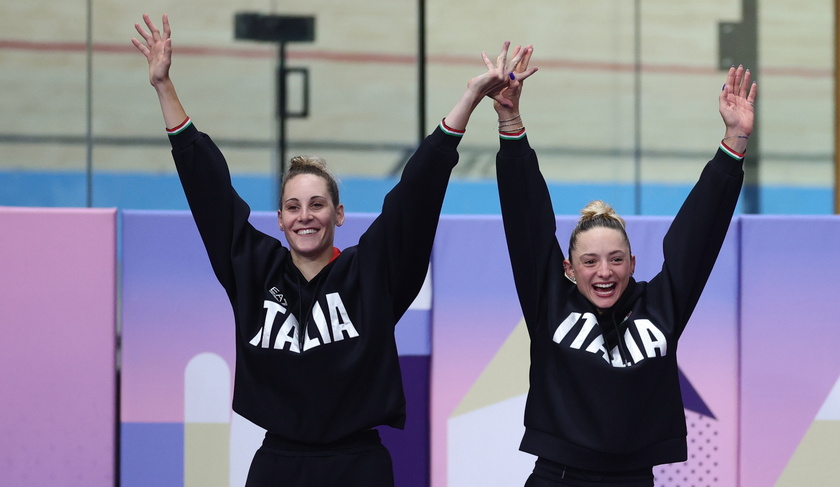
291, 249, 333, 281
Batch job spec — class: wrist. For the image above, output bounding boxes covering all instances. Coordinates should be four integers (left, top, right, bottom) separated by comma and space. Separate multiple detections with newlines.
151, 75, 173, 89
721, 133, 749, 155
498, 113, 521, 123
153, 79, 178, 104
723, 128, 750, 138
495, 105, 519, 118
498, 113, 524, 133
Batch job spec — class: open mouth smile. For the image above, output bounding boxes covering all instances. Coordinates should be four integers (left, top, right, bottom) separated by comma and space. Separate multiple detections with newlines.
593, 283, 616, 296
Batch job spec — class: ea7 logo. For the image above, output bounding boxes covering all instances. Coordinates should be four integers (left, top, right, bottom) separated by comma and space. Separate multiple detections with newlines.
268, 287, 288, 306
249, 292, 359, 353
552, 312, 668, 367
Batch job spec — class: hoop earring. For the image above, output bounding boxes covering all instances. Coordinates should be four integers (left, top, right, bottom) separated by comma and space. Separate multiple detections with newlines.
564, 272, 576, 285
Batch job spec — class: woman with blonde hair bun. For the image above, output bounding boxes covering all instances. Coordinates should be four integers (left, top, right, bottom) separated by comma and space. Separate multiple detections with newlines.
493, 46, 756, 486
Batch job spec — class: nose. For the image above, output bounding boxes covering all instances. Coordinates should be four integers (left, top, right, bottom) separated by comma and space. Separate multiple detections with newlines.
297, 206, 311, 221
596, 261, 611, 278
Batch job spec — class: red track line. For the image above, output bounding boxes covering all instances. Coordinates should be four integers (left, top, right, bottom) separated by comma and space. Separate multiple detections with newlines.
0, 39, 830, 78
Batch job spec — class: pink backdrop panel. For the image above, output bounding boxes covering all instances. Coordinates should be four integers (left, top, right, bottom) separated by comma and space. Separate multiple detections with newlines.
0, 207, 117, 487
740, 216, 840, 486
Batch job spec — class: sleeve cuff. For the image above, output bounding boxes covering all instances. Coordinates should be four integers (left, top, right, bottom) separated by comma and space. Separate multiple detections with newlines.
499, 128, 526, 141
439, 118, 466, 137
168, 120, 201, 151
719, 140, 746, 160
499, 132, 532, 156
166, 117, 192, 135
429, 123, 463, 150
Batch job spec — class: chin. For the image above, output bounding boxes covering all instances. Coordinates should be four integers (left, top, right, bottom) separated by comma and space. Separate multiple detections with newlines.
590, 295, 619, 310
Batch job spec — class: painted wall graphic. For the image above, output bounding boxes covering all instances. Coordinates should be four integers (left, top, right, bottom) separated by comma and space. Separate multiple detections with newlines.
430, 216, 741, 487
0, 207, 117, 487
740, 217, 840, 487
120, 210, 432, 487
777, 376, 840, 484
6, 208, 838, 486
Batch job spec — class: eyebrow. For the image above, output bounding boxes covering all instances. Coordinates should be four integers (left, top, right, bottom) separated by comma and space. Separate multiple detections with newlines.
579, 250, 627, 258
283, 195, 328, 204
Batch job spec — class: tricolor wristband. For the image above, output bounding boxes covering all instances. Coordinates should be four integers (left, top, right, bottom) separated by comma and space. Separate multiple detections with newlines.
720, 140, 745, 160
440, 118, 465, 137
499, 128, 526, 140
166, 117, 192, 136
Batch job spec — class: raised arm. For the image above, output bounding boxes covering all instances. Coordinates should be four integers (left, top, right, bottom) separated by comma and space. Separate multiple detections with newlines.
654, 65, 756, 333
132, 13, 188, 130
492, 46, 558, 326
133, 14, 252, 293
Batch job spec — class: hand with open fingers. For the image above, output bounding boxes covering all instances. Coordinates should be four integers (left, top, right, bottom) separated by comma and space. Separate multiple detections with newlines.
467, 41, 537, 108
493, 44, 537, 115
719, 64, 757, 137
131, 13, 173, 88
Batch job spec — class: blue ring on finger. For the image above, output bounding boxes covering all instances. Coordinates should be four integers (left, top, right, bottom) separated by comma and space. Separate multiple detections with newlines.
509, 72, 516, 80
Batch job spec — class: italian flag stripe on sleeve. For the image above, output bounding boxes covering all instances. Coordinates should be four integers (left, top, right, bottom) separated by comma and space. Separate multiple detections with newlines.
440, 118, 465, 137
166, 117, 193, 135
719, 140, 745, 160
499, 128, 526, 140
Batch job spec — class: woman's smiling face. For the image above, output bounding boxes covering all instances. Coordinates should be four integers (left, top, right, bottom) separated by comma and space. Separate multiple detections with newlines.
564, 226, 635, 311
278, 173, 344, 262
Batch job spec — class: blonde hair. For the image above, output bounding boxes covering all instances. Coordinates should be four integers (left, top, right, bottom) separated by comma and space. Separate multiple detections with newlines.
279, 155, 340, 208
568, 200, 630, 257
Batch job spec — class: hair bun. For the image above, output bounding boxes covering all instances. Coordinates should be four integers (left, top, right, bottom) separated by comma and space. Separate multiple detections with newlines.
289, 155, 328, 170
568, 200, 630, 257
580, 200, 624, 227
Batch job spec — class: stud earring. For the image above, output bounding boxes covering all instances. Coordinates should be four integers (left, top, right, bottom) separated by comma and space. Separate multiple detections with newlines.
564, 272, 576, 285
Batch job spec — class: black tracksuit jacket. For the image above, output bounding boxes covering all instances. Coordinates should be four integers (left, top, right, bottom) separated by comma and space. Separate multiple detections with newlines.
170, 122, 459, 444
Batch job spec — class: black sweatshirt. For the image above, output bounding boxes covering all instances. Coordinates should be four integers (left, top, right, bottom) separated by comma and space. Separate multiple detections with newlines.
170, 122, 459, 444
496, 134, 743, 470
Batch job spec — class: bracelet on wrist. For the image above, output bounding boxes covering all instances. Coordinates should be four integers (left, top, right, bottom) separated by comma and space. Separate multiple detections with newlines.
722, 135, 749, 142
